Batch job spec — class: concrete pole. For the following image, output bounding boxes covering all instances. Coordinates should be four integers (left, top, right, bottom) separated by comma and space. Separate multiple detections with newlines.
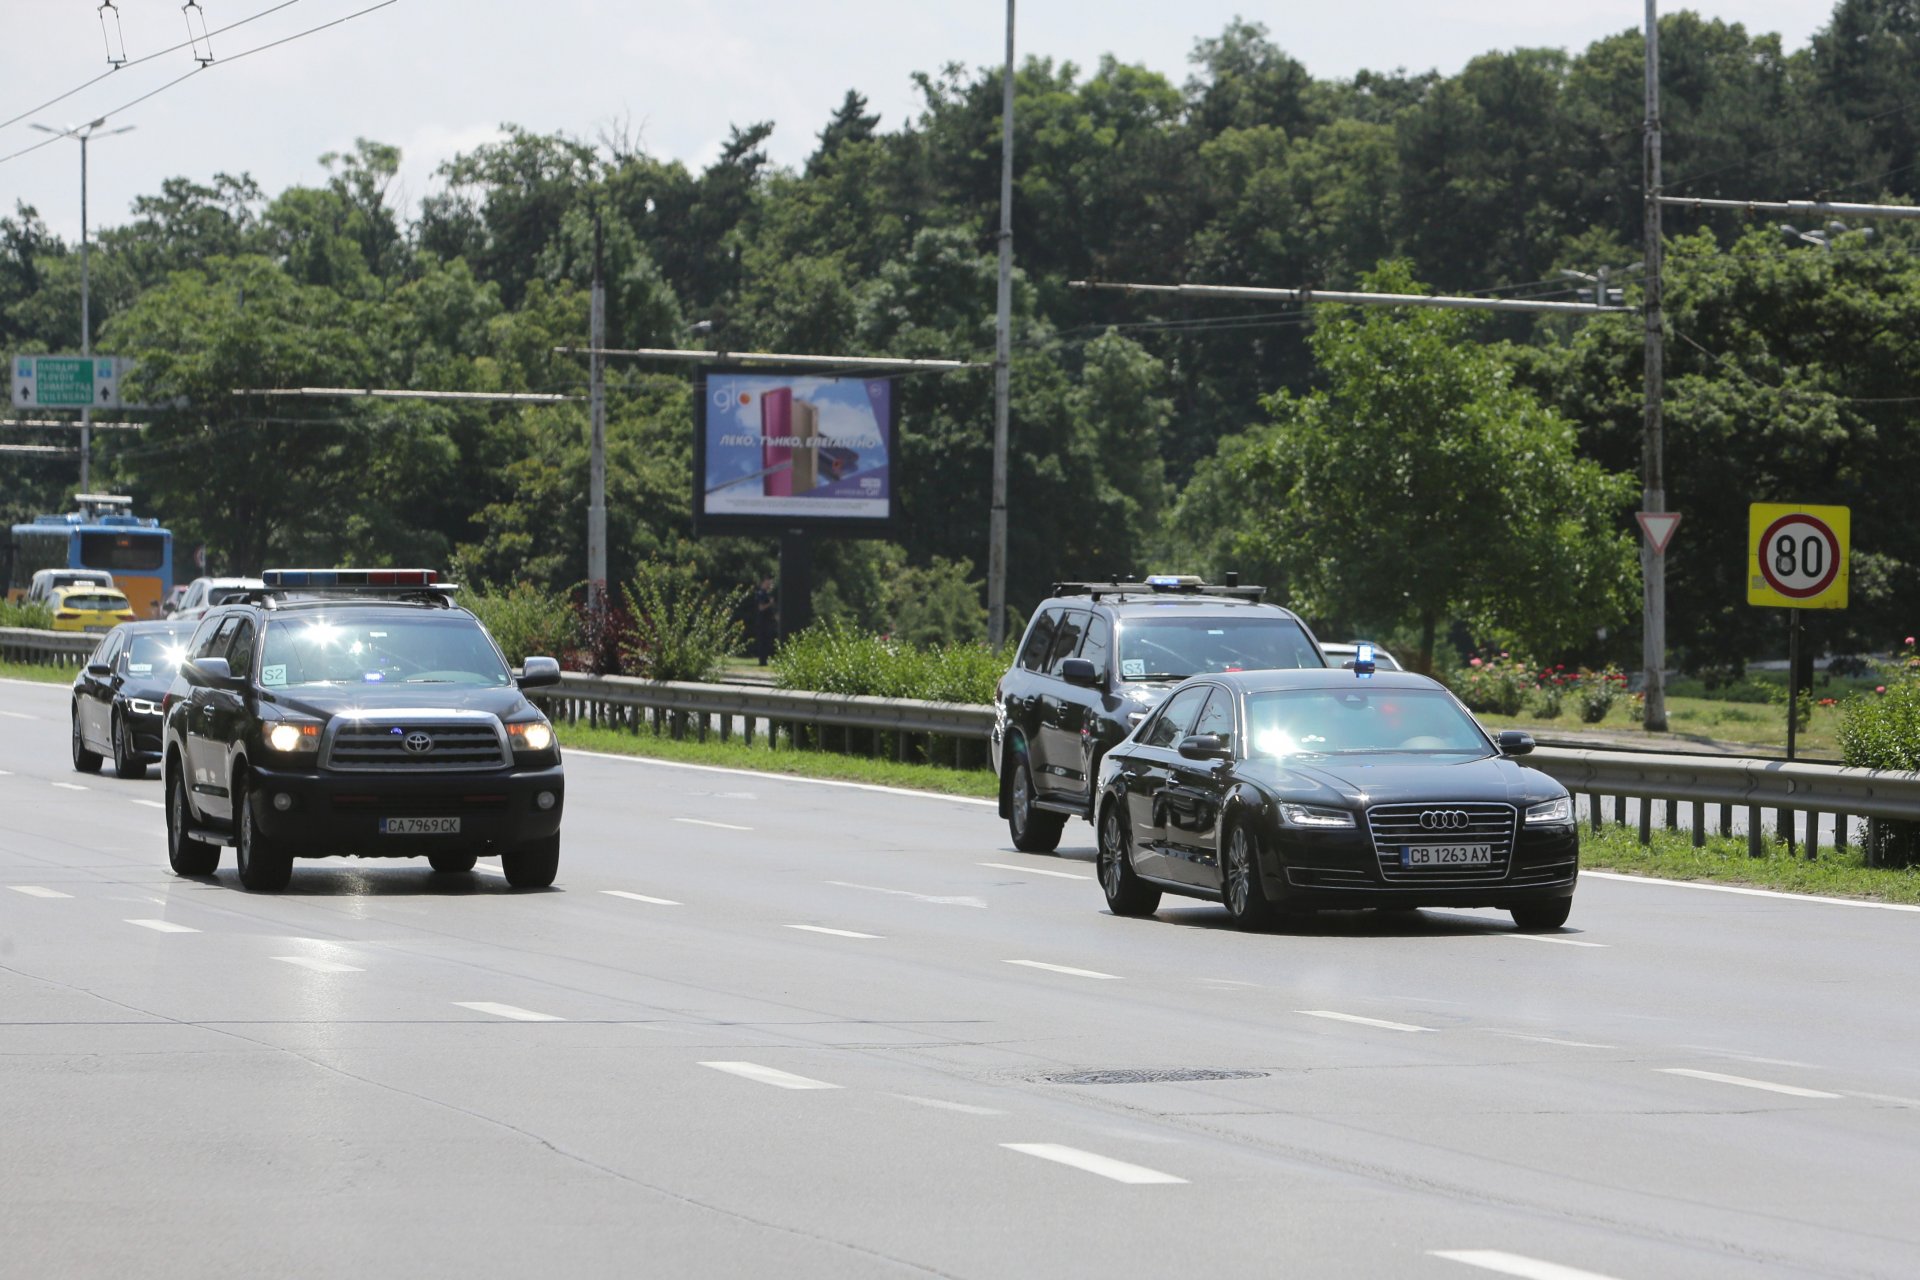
987, 0, 1015, 648
588, 209, 608, 624
1642, 0, 1669, 732
79, 131, 92, 495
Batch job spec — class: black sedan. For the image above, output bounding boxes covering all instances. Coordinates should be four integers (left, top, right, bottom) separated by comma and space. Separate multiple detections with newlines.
72, 621, 196, 779
1093, 668, 1577, 931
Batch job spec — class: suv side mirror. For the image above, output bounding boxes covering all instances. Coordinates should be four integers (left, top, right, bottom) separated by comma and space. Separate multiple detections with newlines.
1177, 733, 1231, 761
1497, 729, 1535, 757
518, 656, 562, 689
186, 656, 242, 689
1057, 657, 1101, 688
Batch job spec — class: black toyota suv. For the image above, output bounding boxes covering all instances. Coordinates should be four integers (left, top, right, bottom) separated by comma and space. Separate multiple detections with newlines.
160, 569, 565, 892
990, 576, 1327, 852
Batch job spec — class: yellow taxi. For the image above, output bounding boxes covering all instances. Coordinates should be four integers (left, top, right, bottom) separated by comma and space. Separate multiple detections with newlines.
50, 584, 138, 634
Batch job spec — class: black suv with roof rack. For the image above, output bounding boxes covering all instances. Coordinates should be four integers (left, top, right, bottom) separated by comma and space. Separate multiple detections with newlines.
990, 576, 1328, 852
159, 569, 565, 892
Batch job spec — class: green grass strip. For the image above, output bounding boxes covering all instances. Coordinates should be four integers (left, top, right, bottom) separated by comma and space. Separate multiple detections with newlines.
555, 722, 999, 800
0, 659, 75, 685
1583, 822, 1920, 904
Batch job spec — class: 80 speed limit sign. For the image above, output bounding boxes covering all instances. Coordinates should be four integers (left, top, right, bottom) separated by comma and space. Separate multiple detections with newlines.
1748, 502, 1849, 609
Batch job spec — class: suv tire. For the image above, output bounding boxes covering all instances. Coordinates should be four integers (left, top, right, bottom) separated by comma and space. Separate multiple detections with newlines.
1098, 798, 1159, 917
71, 706, 103, 774
501, 836, 559, 888
234, 785, 294, 892
429, 852, 478, 874
1222, 822, 1273, 931
1007, 756, 1066, 853
166, 767, 220, 877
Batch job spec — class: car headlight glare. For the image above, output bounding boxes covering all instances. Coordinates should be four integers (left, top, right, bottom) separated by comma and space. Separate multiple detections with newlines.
511, 721, 554, 752
1526, 796, 1574, 825
267, 722, 320, 752
1279, 803, 1355, 829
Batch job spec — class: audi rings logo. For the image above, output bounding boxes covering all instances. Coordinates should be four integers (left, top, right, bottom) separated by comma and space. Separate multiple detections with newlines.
1418, 809, 1470, 830
402, 731, 435, 756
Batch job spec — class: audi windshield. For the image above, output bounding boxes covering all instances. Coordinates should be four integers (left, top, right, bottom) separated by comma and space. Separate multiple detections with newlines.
1245, 687, 1492, 759
260, 615, 513, 688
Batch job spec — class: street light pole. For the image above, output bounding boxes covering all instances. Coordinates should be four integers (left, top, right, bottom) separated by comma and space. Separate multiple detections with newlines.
987, 0, 1015, 648
30, 118, 135, 495
1641, 0, 1669, 732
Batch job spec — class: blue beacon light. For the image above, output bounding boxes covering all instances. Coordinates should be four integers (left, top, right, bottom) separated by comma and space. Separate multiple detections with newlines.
1353, 642, 1377, 679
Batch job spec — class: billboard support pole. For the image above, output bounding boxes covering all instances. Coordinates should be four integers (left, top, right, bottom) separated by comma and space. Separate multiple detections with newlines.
987, 0, 1015, 649
778, 530, 812, 650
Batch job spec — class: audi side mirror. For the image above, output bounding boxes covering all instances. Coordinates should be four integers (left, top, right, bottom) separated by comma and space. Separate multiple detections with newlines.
1498, 729, 1535, 757
518, 656, 562, 689
1058, 657, 1101, 688
1177, 733, 1231, 762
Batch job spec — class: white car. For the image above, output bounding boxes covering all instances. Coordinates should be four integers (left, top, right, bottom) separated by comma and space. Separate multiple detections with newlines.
1321, 640, 1404, 672
26, 568, 115, 607
168, 576, 266, 621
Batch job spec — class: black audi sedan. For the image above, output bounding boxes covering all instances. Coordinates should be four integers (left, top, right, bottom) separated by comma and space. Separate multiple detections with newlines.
1093, 665, 1577, 931
71, 620, 197, 779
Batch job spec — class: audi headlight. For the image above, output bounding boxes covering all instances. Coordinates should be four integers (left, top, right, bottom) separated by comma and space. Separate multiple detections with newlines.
1279, 803, 1355, 829
266, 722, 320, 753
509, 720, 554, 752
1525, 796, 1573, 825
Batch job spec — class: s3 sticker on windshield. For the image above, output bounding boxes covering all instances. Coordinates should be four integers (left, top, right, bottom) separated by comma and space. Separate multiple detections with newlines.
1121, 659, 1146, 679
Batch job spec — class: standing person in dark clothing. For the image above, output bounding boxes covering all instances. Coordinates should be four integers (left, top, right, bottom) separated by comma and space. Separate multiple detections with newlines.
752, 576, 777, 665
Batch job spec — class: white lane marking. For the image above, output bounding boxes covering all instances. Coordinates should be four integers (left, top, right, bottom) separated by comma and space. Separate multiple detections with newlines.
126, 918, 198, 933
10, 885, 73, 899
1005, 959, 1120, 980
1486, 1031, 1616, 1050
1678, 1046, 1821, 1070
602, 889, 682, 906
1431, 1250, 1626, 1280
1297, 1009, 1433, 1033
700, 1061, 841, 1091
0, 768, 11, 774
51, 781, 89, 791
1583, 869, 1920, 914
567, 747, 997, 807
129, 798, 165, 809
1502, 932, 1608, 948
1845, 1090, 1920, 1108
273, 955, 363, 974
454, 1002, 564, 1022
1657, 1068, 1839, 1099
672, 817, 754, 832
0, 710, 39, 720
895, 1095, 1004, 1115
980, 861, 1092, 881
828, 881, 987, 908
1001, 1143, 1186, 1185
469, 864, 505, 877
787, 924, 884, 939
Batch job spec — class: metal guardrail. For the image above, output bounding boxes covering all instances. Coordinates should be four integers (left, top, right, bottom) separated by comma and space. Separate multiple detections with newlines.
1527, 745, 1920, 862
0, 626, 97, 667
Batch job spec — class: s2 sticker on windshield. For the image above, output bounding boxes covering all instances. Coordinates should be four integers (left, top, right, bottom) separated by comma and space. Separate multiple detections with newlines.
1121, 659, 1146, 679
262, 664, 287, 686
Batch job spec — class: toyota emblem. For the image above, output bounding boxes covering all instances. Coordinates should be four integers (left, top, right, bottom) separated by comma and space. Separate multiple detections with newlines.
402, 731, 434, 755
1419, 809, 1470, 830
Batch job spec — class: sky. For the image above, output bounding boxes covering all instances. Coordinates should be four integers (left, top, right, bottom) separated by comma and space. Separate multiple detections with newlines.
2, 1, 1834, 243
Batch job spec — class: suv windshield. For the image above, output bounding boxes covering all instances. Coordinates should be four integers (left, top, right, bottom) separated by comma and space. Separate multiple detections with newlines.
1245, 688, 1490, 759
1115, 615, 1323, 682
260, 614, 511, 688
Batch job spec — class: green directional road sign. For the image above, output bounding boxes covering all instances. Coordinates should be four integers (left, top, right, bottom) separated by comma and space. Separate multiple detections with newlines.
11, 355, 124, 408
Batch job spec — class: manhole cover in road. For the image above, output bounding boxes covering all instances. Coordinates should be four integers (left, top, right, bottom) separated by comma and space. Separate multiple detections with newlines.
1044, 1068, 1268, 1086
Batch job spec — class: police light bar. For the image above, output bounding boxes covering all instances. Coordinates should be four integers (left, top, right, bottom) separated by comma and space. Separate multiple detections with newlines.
262, 569, 443, 590
1145, 574, 1206, 590
1353, 642, 1377, 678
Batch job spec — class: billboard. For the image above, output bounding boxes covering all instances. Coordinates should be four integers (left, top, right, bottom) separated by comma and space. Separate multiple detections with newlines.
694, 368, 896, 535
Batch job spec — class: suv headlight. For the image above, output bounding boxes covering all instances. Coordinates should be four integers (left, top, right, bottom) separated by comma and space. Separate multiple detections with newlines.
507, 720, 554, 753
266, 720, 322, 753
1525, 796, 1573, 825
1278, 803, 1355, 829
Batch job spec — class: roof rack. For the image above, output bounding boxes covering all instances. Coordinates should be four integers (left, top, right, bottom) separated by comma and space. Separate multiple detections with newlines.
1049, 575, 1267, 603
254, 569, 461, 608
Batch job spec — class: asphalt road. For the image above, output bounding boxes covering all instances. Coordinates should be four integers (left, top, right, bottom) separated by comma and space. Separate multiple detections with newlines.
4, 674, 1918, 1280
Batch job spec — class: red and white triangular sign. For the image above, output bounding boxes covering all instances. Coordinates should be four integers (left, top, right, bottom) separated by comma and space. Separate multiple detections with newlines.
1636, 511, 1681, 555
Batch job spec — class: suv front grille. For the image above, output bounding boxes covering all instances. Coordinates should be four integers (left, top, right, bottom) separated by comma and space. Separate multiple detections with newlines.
322, 716, 509, 771
1366, 802, 1516, 884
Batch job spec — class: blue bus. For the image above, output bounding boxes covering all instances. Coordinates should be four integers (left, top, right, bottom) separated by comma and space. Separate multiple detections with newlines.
7, 495, 174, 619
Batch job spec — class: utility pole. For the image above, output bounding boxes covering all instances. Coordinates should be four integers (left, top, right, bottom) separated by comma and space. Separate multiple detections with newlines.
987, 0, 1015, 648
1641, 0, 1669, 732
588, 206, 608, 627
